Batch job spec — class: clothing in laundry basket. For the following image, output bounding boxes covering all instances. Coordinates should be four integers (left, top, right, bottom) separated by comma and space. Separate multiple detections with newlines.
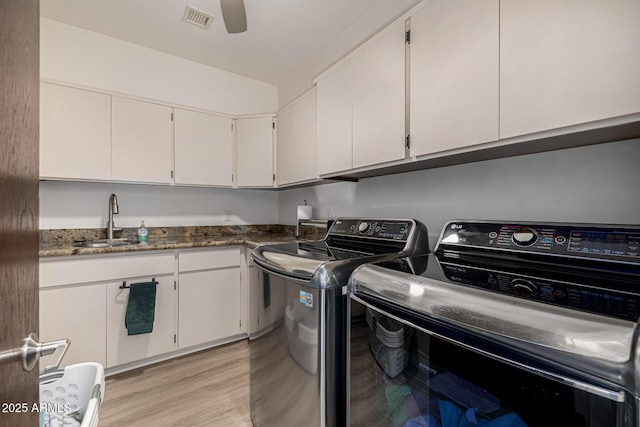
125, 281, 158, 335
41, 410, 82, 427
429, 372, 500, 414
383, 385, 420, 426
404, 400, 527, 427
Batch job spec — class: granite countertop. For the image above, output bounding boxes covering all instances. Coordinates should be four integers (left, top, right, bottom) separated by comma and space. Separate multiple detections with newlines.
39, 224, 325, 257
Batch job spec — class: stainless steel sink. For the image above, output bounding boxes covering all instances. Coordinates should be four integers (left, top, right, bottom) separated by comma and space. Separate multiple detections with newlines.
74, 238, 140, 248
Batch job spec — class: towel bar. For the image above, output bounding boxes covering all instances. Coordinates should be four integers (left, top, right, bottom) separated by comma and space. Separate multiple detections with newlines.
120, 278, 157, 289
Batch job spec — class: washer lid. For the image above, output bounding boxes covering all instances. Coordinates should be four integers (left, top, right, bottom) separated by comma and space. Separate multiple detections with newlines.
252, 241, 334, 280
350, 261, 636, 365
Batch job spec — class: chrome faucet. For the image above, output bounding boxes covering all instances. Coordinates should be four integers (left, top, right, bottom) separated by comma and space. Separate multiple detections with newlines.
107, 193, 119, 240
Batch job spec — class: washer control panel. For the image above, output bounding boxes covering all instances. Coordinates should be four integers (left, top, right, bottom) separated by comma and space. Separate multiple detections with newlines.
329, 219, 412, 241
438, 221, 640, 262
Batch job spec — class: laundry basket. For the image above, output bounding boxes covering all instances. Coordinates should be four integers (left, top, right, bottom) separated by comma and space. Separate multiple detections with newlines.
367, 309, 413, 378
285, 301, 318, 374
39, 362, 105, 427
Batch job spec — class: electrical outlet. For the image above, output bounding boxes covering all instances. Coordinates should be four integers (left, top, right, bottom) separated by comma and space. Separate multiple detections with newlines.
223, 210, 232, 222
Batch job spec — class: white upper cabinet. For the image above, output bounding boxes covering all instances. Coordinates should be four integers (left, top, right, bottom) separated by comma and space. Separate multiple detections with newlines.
315, 20, 406, 174
410, 0, 499, 157
277, 89, 317, 186
352, 20, 406, 169
40, 83, 112, 180
236, 116, 274, 187
174, 108, 233, 187
111, 96, 174, 184
500, 0, 640, 139
316, 59, 353, 175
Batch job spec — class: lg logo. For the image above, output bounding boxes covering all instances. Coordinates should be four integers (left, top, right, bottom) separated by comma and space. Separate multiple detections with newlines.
450, 224, 463, 229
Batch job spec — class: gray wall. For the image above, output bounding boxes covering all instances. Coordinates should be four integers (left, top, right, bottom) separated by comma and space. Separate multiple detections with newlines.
40, 139, 639, 241
40, 181, 278, 229
278, 139, 640, 248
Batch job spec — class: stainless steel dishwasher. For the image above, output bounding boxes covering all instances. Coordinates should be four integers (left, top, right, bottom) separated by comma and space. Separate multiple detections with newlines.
249, 218, 430, 427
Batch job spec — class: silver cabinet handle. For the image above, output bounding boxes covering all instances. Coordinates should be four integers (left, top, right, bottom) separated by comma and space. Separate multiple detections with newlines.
0, 333, 70, 372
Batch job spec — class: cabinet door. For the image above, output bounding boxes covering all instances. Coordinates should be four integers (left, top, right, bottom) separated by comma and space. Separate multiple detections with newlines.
174, 109, 233, 186
178, 268, 241, 349
277, 89, 317, 186
112, 97, 174, 184
40, 83, 111, 180
352, 21, 406, 169
316, 59, 353, 175
236, 117, 274, 187
500, 0, 640, 138
410, 0, 499, 156
39, 284, 107, 367
106, 276, 176, 367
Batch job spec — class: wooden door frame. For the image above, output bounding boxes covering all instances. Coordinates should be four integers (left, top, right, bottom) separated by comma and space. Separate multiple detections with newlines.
0, 0, 40, 426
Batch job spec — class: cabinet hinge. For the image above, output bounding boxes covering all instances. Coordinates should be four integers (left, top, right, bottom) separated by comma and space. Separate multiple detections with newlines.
171, 170, 174, 179
272, 122, 275, 129
174, 334, 177, 344
273, 174, 276, 182
232, 174, 234, 182
405, 134, 411, 150
231, 123, 234, 131
405, 30, 411, 44
171, 112, 174, 121
239, 319, 242, 328
174, 280, 176, 290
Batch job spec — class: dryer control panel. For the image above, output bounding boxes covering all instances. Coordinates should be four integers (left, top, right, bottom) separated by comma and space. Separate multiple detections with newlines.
328, 219, 413, 241
437, 221, 640, 263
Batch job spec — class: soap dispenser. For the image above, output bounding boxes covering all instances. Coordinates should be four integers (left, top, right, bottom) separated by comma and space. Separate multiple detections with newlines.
137, 220, 148, 244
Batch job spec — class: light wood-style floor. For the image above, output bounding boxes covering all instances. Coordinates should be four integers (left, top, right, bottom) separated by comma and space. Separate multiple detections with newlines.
100, 340, 252, 427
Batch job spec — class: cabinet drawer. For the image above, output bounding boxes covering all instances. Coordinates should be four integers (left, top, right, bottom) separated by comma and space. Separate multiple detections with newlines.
40, 253, 175, 288
178, 247, 240, 272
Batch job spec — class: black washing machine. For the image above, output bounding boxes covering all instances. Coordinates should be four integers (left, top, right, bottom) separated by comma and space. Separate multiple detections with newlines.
349, 220, 640, 427
250, 218, 430, 427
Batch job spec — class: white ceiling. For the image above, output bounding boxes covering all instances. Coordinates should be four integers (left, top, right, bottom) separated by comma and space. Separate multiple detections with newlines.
40, 0, 402, 86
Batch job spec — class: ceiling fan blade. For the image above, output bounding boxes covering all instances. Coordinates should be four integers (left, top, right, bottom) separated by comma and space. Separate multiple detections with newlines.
220, 0, 247, 34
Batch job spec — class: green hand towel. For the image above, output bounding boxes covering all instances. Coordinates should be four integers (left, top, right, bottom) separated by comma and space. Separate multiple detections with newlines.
125, 281, 158, 335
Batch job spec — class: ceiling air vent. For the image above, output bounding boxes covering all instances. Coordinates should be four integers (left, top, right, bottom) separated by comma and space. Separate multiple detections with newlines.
182, 6, 214, 30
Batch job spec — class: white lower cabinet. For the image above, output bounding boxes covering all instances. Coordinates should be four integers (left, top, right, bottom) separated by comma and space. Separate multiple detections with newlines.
40, 253, 176, 370
40, 247, 246, 372
178, 269, 241, 348
106, 275, 176, 367
178, 248, 242, 349
39, 284, 107, 368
